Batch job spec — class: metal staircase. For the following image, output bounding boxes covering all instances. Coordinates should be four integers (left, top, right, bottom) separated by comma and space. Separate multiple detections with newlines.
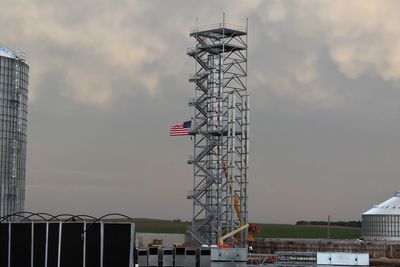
186, 18, 249, 247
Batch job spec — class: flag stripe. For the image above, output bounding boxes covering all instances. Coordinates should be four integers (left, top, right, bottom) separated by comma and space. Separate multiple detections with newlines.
169, 120, 191, 136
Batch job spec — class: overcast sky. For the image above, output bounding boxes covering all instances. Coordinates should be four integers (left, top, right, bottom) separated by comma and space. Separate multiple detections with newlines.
2, 0, 400, 223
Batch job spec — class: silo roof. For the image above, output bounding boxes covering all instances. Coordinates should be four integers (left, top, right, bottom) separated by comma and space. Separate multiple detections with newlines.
363, 192, 400, 215
0, 46, 24, 60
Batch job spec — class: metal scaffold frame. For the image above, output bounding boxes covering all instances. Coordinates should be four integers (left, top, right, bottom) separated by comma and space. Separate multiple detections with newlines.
186, 16, 249, 247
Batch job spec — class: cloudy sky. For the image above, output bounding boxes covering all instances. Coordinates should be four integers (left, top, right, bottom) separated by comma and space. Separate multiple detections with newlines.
2, 0, 400, 223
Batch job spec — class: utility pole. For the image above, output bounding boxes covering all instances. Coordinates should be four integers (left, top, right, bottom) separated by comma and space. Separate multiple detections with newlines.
327, 215, 331, 239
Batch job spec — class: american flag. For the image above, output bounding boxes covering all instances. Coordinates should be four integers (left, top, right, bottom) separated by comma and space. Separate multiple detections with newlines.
170, 120, 192, 136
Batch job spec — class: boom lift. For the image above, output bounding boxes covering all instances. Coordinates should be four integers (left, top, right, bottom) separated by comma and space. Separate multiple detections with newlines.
218, 224, 249, 246
222, 161, 261, 246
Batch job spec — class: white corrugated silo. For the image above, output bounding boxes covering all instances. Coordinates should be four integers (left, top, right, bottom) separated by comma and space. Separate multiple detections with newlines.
362, 192, 400, 240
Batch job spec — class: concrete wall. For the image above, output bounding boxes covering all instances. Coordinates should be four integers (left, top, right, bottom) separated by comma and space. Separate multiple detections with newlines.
254, 238, 400, 259
136, 233, 185, 248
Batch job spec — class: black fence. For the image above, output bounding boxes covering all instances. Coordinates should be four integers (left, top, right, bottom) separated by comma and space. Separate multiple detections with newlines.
0, 221, 135, 267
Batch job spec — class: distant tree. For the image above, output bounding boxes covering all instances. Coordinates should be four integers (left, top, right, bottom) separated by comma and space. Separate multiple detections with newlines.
296, 220, 361, 228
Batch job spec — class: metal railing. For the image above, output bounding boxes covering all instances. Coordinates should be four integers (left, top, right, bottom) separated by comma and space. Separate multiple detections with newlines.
190, 23, 246, 33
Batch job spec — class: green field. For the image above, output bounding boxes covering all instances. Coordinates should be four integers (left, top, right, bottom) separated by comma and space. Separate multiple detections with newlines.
133, 219, 361, 239
133, 218, 190, 234
253, 223, 361, 239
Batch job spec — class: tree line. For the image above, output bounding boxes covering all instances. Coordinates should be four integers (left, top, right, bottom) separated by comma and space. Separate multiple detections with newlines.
296, 220, 361, 228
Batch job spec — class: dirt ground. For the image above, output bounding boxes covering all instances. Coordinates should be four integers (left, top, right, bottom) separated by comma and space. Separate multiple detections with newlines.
371, 257, 400, 266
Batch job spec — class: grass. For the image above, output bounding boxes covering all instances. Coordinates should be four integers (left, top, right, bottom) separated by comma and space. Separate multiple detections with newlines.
132, 219, 361, 239
253, 223, 361, 239
133, 218, 190, 234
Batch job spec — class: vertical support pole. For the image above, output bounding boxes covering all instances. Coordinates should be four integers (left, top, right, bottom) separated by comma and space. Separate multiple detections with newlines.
45, 222, 49, 267
83, 222, 86, 267
129, 223, 135, 267
57, 222, 62, 267
31, 222, 34, 267
8, 222, 11, 267
100, 222, 104, 267
231, 93, 236, 238
243, 18, 250, 247
327, 215, 331, 239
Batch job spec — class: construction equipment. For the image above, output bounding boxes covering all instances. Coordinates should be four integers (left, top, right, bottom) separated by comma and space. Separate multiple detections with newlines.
222, 161, 241, 222
173, 242, 184, 248
222, 161, 262, 245
148, 239, 163, 248
248, 224, 262, 242
218, 224, 249, 246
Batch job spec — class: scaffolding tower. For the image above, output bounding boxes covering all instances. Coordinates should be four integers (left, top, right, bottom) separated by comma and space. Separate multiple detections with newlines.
186, 17, 249, 247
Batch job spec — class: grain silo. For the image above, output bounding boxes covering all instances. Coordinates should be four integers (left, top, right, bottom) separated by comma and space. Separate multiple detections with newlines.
362, 192, 400, 240
0, 45, 29, 219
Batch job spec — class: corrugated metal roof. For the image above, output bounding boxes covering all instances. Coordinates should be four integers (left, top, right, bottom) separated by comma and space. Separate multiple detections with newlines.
363, 192, 400, 215
0, 46, 24, 60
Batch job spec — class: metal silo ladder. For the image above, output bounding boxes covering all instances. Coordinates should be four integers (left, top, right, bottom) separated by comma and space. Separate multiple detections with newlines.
8, 59, 23, 217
